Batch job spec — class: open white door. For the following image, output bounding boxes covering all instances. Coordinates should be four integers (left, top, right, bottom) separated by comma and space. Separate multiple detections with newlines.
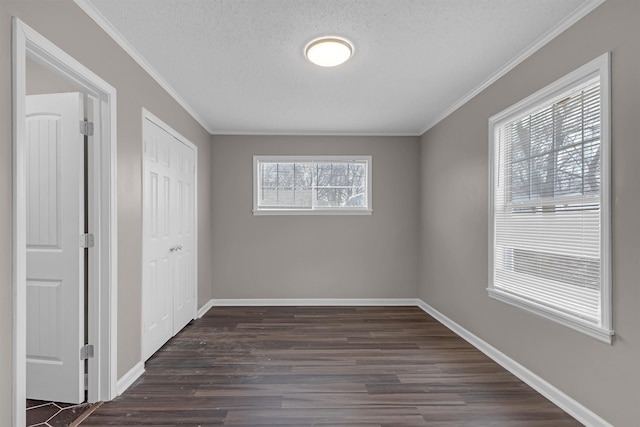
25, 92, 85, 404
142, 115, 197, 361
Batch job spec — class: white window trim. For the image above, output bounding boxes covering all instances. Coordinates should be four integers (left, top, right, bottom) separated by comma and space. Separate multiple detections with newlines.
488, 52, 612, 343
253, 155, 373, 215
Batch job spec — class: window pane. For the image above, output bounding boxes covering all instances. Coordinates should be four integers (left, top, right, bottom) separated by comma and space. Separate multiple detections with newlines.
346, 187, 366, 207
530, 109, 554, 156
259, 162, 278, 206
293, 163, 313, 207
276, 163, 295, 206
508, 81, 601, 203
315, 188, 352, 207
511, 159, 530, 201
555, 145, 584, 196
314, 161, 368, 208
584, 141, 600, 194
510, 119, 531, 161
556, 96, 586, 149
259, 162, 313, 208
530, 152, 554, 199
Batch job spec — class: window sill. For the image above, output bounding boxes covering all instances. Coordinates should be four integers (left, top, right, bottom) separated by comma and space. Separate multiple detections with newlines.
253, 209, 373, 216
487, 288, 613, 344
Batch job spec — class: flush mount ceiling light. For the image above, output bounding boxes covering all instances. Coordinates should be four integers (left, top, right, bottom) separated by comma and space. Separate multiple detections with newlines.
305, 37, 353, 67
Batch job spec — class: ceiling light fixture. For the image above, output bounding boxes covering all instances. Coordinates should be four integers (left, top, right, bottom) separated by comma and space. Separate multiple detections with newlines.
305, 37, 353, 67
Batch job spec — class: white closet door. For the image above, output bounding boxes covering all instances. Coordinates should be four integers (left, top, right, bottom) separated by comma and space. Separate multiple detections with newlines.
25, 92, 85, 404
142, 119, 174, 361
172, 136, 197, 333
142, 117, 196, 361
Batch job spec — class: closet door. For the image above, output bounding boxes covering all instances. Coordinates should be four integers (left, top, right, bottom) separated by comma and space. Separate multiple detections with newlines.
171, 137, 197, 333
142, 116, 197, 361
142, 117, 197, 360
142, 119, 174, 361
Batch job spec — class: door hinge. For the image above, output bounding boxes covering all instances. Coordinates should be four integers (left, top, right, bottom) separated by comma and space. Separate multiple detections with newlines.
80, 233, 95, 248
80, 344, 94, 360
80, 120, 94, 136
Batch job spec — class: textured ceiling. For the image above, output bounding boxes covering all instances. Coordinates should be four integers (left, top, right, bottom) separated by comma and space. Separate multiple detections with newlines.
83, 0, 593, 135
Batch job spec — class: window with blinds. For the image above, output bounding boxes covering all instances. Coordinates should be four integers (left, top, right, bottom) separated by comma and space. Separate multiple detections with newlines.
488, 53, 612, 342
253, 156, 372, 214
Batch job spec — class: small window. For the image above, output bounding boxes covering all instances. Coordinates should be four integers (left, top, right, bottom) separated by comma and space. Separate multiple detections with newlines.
253, 156, 372, 215
489, 53, 612, 342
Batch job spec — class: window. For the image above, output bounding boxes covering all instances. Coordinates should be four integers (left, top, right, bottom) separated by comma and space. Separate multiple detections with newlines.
488, 53, 612, 342
253, 156, 372, 215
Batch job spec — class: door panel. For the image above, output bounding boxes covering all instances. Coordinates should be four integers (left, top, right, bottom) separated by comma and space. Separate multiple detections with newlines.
172, 138, 196, 333
142, 121, 173, 361
26, 92, 85, 404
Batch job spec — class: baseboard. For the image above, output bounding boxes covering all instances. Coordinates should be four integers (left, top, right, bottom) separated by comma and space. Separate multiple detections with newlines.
206, 298, 419, 307
116, 361, 144, 396
415, 300, 612, 427
197, 299, 216, 318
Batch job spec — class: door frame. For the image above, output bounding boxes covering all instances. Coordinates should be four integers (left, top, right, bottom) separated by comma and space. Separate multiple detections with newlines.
12, 17, 118, 426
141, 108, 198, 360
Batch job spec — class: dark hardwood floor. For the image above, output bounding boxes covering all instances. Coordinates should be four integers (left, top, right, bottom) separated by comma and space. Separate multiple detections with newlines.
82, 306, 582, 426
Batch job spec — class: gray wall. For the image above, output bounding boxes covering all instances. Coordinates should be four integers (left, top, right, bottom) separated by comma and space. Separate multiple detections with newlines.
418, 1, 640, 425
27, 57, 82, 95
210, 135, 419, 299
0, 2, 213, 422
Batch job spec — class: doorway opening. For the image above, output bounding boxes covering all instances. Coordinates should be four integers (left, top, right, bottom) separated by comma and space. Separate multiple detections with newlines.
13, 17, 118, 427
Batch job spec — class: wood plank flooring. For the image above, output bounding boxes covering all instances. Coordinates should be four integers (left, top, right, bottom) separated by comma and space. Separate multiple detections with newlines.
82, 306, 582, 426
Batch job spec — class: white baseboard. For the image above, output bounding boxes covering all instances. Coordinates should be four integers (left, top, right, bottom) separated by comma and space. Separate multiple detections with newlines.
197, 299, 216, 318
205, 298, 418, 307
116, 361, 144, 396
415, 300, 612, 427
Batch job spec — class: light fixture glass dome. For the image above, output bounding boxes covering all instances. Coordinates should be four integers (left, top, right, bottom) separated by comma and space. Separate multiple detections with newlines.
305, 37, 353, 67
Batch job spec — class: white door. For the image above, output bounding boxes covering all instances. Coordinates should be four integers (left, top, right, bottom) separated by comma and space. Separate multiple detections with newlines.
25, 92, 85, 404
142, 119, 174, 360
171, 138, 197, 333
142, 117, 196, 361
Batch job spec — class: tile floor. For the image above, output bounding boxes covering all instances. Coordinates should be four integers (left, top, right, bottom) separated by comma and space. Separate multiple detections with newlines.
26, 399, 96, 427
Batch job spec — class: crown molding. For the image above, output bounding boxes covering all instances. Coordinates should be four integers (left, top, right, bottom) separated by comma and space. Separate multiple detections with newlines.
418, 0, 607, 136
211, 130, 421, 137
73, 0, 214, 134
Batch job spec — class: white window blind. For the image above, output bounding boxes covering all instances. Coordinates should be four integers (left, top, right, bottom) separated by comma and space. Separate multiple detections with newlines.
489, 54, 612, 342
253, 156, 372, 214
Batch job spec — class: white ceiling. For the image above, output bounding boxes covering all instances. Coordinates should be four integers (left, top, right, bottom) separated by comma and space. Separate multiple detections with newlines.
81, 0, 598, 136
